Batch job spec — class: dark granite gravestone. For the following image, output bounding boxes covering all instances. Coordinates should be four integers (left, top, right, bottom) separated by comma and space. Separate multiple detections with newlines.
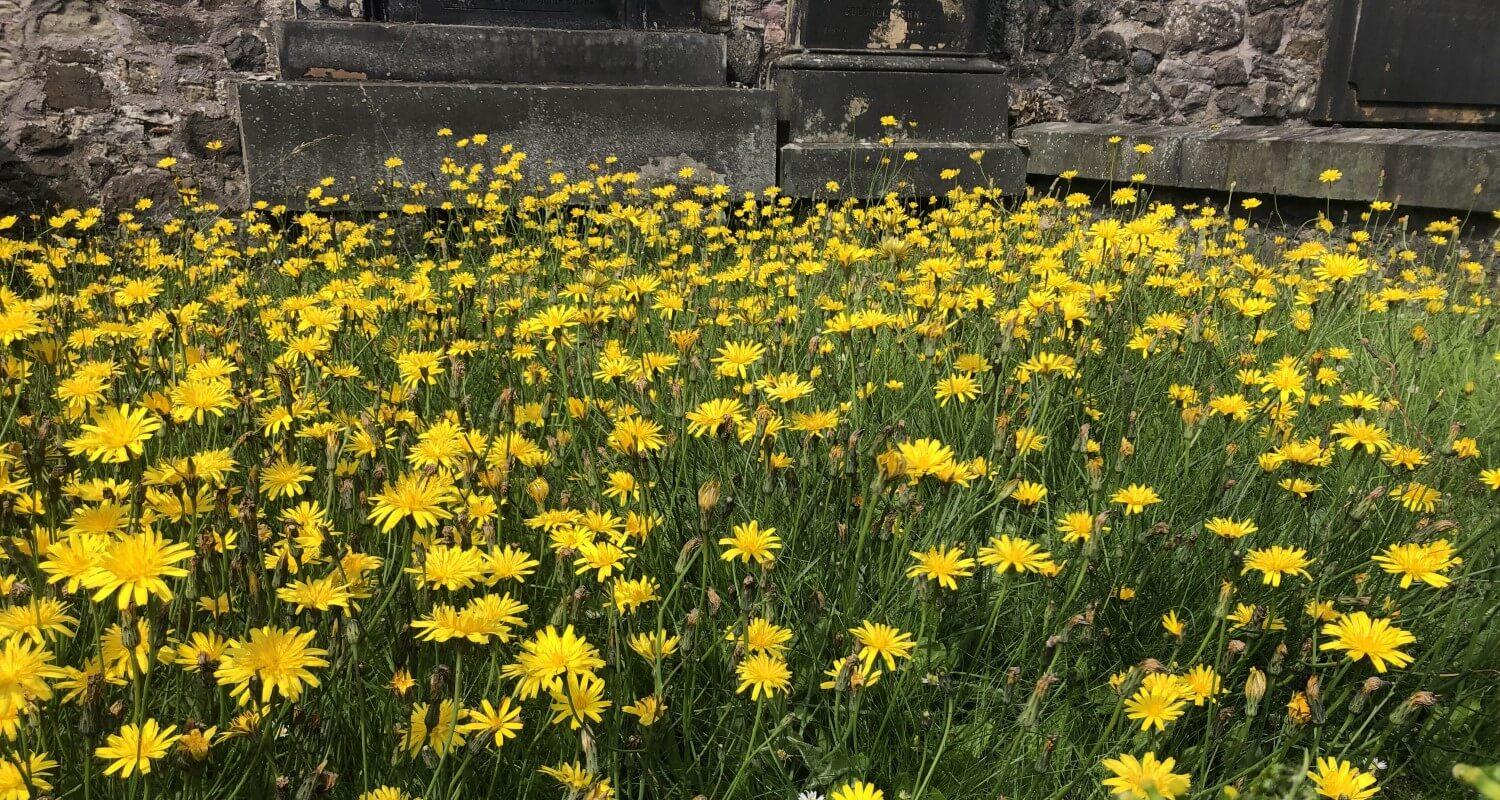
772, 0, 1023, 195
1313, 0, 1500, 127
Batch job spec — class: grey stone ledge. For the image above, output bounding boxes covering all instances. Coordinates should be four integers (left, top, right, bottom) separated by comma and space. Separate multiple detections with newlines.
778, 141, 1026, 197
1013, 122, 1500, 210
275, 20, 726, 86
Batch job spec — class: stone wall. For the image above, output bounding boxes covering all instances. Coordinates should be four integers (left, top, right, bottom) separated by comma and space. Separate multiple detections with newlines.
725, 0, 785, 85
1001, 0, 1331, 127
0, 0, 353, 211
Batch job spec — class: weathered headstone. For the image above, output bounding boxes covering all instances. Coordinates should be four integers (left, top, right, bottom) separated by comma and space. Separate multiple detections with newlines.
773, 0, 1024, 195
237, 0, 777, 205
1314, 0, 1500, 127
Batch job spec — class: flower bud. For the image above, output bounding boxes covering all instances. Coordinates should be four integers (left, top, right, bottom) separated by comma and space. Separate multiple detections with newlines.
526, 476, 549, 505
1244, 667, 1266, 717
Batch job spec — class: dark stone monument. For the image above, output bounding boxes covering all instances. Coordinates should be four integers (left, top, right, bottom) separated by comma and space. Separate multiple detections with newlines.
1313, 0, 1500, 127
772, 0, 1024, 195
237, 0, 778, 205
236, 0, 1024, 202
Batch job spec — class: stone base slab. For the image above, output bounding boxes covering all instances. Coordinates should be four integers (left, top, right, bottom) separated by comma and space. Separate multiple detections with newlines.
773, 51, 1006, 74
778, 141, 1025, 197
237, 82, 777, 204
775, 65, 1009, 143
275, 21, 725, 86
1014, 122, 1500, 210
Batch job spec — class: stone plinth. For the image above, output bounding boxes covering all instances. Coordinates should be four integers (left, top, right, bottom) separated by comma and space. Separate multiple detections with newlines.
777, 57, 1009, 142
237, 82, 778, 203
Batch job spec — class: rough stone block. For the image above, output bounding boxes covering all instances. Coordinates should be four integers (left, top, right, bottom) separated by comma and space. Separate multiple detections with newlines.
778, 141, 1026, 197
1014, 122, 1500, 210
1014, 122, 1188, 184
1165, 1, 1244, 53
225, 33, 268, 72
43, 63, 109, 109
275, 21, 725, 86
236, 81, 777, 204
776, 67, 1009, 143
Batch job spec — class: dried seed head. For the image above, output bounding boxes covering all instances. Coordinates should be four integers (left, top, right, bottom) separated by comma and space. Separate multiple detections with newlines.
697, 480, 720, 514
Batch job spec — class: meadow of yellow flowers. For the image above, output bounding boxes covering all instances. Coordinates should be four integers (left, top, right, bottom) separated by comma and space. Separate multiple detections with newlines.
0, 145, 1497, 800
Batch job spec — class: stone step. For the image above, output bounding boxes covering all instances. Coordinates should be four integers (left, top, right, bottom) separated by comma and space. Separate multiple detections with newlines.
778, 141, 1026, 197
275, 20, 726, 86
1014, 122, 1500, 210
236, 81, 776, 204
